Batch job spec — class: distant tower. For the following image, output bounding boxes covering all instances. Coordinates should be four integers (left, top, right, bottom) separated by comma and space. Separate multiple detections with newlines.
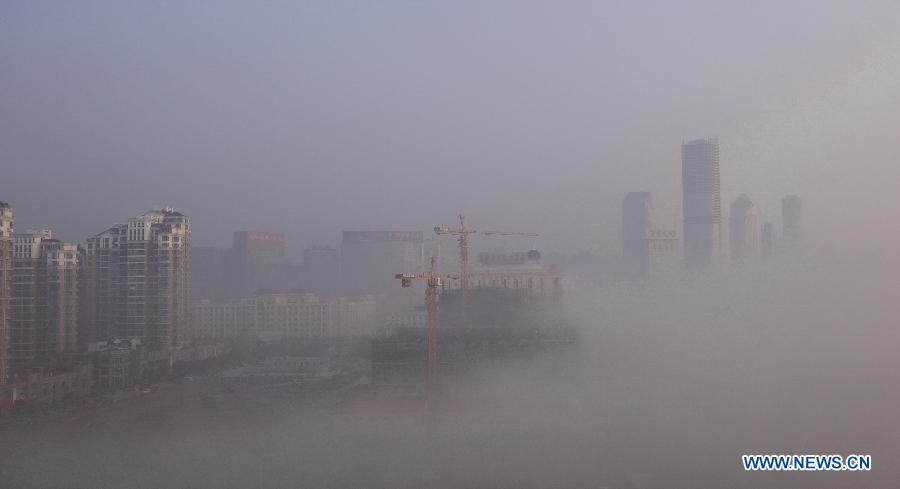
622, 192, 652, 274
682, 138, 722, 269
0, 202, 12, 384
761, 222, 774, 260
230, 231, 286, 296
782, 195, 803, 241
729, 194, 760, 263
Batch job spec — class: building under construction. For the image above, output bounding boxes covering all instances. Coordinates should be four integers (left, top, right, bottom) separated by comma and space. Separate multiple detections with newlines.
372, 260, 576, 386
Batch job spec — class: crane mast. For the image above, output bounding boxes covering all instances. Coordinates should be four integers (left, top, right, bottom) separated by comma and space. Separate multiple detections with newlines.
434, 213, 539, 293
395, 256, 442, 394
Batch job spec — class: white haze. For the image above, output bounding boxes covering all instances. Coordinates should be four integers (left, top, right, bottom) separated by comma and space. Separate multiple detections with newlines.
1, 1, 900, 488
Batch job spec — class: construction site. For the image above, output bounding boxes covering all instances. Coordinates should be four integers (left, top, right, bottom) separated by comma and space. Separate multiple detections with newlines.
370, 215, 579, 404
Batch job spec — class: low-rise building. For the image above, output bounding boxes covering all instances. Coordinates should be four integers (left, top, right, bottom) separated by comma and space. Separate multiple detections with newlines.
188, 292, 378, 342
0, 364, 93, 412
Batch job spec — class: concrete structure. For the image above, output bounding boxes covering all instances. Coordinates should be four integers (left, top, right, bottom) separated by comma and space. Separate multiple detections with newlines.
190, 297, 259, 341
89, 339, 137, 390
81, 207, 190, 351
645, 228, 680, 276
476, 251, 540, 267
247, 292, 328, 341
729, 194, 760, 263
340, 231, 427, 296
622, 192, 653, 277
80, 223, 126, 346
229, 231, 286, 296
330, 297, 378, 337
189, 292, 377, 341
682, 138, 722, 269
87, 338, 223, 390
0, 202, 12, 384
0, 364, 93, 412
10, 229, 79, 374
782, 194, 803, 241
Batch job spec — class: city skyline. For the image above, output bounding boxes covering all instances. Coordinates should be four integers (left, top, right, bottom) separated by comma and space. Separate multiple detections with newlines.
5, 3, 898, 256
1, 3, 897, 487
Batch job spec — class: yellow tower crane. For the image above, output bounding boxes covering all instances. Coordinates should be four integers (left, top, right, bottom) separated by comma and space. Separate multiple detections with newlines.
434, 213, 539, 291
395, 256, 443, 395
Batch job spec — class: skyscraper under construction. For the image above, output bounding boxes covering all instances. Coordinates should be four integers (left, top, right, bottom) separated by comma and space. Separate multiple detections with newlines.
682, 138, 722, 269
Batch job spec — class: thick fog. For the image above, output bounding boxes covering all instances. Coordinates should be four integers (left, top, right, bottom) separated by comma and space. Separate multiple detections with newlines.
3, 1, 900, 252
2, 1, 900, 488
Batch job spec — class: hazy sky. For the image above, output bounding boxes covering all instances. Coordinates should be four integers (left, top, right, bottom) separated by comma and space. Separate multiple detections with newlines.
3, 1, 899, 254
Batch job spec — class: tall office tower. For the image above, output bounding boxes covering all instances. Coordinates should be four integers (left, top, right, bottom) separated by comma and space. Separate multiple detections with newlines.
0, 202, 12, 384
10, 229, 79, 373
761, 222, 774, 260
622, 192, 652, 274
682, 138, 722, 269
302, 245, 340, 297
340, 231, 426, 296
729, 194, 760, 263
81, 207, 190, 350
782, 194, 803, 241
230, 231, 286, 295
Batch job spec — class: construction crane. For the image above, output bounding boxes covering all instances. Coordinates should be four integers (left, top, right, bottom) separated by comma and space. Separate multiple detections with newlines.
434, 214, 538, 291
395, 256, 443, 394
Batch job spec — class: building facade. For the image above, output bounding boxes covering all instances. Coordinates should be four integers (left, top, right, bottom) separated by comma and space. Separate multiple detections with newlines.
229, 231, 286, 296
682, 138, 722, 269
80, 224, 126, 346
729, 194, 760, 263
189, 292, 377, 342
10, 229, 79, 374
81, 207, 190, 351
190, 297, 259, 340
646, 228, 680, 277
0, 202, 12, 384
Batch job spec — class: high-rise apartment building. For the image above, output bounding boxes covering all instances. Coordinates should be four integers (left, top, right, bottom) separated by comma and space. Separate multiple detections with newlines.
729, 194, 760, 263
0, 202, 12, 384
622, 192, 652, 273
782, 194, 803, 241
10, 229, 79, 374
682, 138, 722, 269
81, 207, 190, 350
80, 224, 126, 345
